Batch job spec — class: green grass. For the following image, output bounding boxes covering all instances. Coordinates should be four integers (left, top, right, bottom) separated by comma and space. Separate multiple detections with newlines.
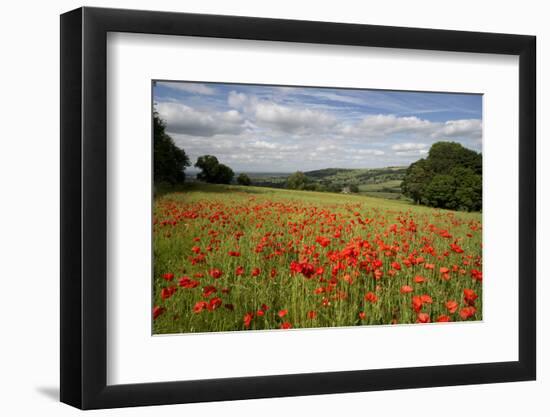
153, 183, 482, 334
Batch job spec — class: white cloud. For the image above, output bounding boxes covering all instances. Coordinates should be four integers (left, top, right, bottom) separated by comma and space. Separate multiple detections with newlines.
250, 140, 277, 150
434, 119, 482, 140
356, 149, 385, 156
391, 143, 428, 151
358, 114, 433, 135
159, 82, 215, 95
228, 91, 248, 108
157, 102, 244, 137
252, 102, 336, 133
227, 92, 337, 134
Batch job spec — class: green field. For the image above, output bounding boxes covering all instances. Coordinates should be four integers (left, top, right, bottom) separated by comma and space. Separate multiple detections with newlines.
153, 183, 482, 334
247, 167, 407, 199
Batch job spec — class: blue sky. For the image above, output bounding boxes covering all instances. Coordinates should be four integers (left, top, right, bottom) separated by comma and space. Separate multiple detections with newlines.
153, 81, 482, 172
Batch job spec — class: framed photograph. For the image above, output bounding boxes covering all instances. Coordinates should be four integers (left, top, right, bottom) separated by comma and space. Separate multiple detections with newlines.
60, 6, 536, 409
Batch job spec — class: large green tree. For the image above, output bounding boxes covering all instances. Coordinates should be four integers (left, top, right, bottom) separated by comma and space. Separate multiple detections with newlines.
286, 171, 309, 190
195, 155, 235, 184
401, 141, 482, 211
237, 173, 252, 186
401, 159, 432, 204
153, 111, 190, 184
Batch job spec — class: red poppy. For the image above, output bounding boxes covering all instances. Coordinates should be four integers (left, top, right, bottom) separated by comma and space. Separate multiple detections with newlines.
243, 312, 254, 328
193, 301, 208, 314
400, 285, 413, 294
261, 303, 269, 311
364, 292, 378, 303
412, 295, 423, 313
416, 312, 430, 323
251, 267, 261, 277
161, 286, 177, 300
470, 269, 483, 282
278, 309, 288, 318
459, 306, 477, 320
209, 268, 222, 279
256, 310, 265, 317
315, 236, 331, 247
153, 306, 165, 320
162, 273, 174, 281
178, 277, 199, 288
450, 243, 464, 253
391, 261, 401, 271
235, 266, 244, 276
420, 294, 433, 304
436, 315, 451, 322
228, 251, 241, 257
202, 285, 217, 297
463, 288, 478, 305
280, 322, 292, 329
445, 300, 459, 314
208, 297, 222, 311
307, 310, 317, 319
358, 311, 366, 320
439, 267, 450, 274
414, 275, 427, 284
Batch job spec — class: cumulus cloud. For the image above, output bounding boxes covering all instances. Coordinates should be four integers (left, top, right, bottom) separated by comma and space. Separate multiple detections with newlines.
391, 143, 428, 151
157, 102, 244, 137
253, 102, 336, 133
228, 91, 336, 134
434, 119, 482, 140
228, 91, 248, 108
340, 114, 434, 138
356, 149, 385, 156
159, 82, 215, 95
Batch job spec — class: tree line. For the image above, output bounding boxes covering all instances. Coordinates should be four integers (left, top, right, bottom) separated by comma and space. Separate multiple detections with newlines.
154, 111, 251, 186
401, 141, 482, 211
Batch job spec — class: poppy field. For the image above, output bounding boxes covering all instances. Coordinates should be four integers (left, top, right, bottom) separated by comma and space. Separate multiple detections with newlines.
153, 183, 482, 334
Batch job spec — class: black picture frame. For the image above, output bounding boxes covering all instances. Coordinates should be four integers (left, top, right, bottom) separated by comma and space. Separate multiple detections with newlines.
60, 6, 536, 410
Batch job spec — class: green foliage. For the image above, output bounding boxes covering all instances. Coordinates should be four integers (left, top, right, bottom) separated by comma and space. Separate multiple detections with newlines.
401, 159, 431, 204
286, 171, 310, 190
153, 111, 190, 184
349, 184, 359, 193
195, 155, 235, 184
423, 174, 456, 209
401, 141, 482, 211
237, 173, 252, 186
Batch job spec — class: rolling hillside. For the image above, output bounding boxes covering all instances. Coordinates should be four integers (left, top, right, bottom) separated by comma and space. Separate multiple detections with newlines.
248, 167, 407, 200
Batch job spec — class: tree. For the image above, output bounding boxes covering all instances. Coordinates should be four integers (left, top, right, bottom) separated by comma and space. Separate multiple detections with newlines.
349, 184, 359, 193
452, 167, 482, 211
195, 155, 235, 184
237, 173, 252, 186
401, 159, 431, 204
153, 111, 190, 184
427, 141, 482, 175
400, 141, 482, 211
215, 164, 235, 184
286, 171, 309, 190
423, 174, 456, 209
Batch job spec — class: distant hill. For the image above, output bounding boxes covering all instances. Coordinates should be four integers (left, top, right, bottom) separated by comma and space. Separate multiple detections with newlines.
247, 166, 407, 200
